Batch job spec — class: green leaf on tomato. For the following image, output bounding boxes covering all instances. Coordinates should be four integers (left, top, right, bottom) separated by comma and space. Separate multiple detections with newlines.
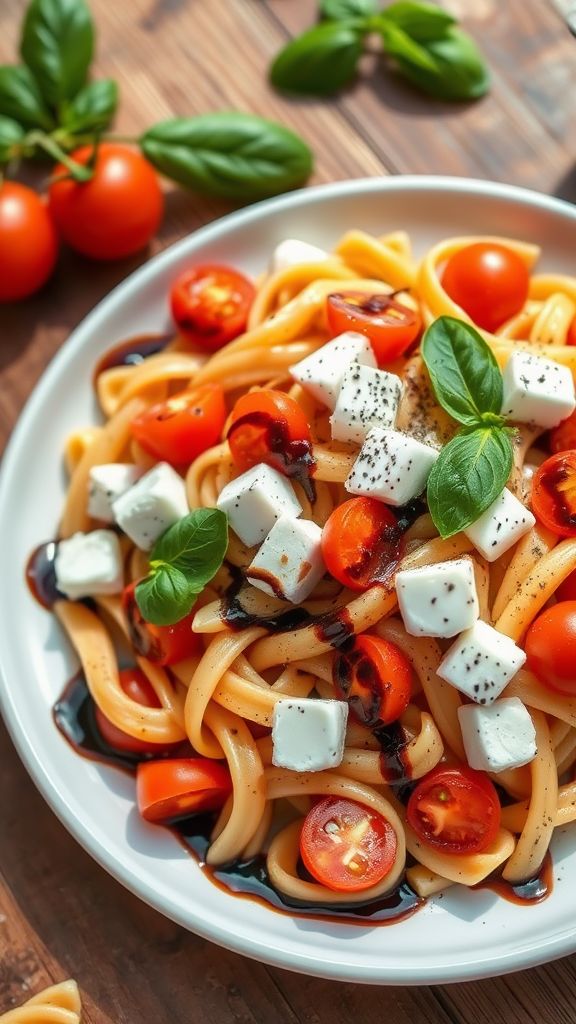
270, 21, 365, 96
422, 315, 504, 427
427, 426, 514, 538
140, 113, 313, 202
0, 65, 54, 130
20, 0, 94, 107
61, 78, 118, 134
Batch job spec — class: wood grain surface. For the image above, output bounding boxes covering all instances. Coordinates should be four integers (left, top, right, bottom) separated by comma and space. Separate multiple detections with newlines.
1, 0, 576, 1020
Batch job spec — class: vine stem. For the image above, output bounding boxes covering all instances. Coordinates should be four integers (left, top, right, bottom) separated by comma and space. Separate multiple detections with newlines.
24, 131, 93, 181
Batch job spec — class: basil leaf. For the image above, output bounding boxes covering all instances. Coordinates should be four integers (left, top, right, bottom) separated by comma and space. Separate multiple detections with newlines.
153, 508, 228, 585
383, 25, 489, 100
20, 0, 94, 106
135, 564, 197, 627
270, 22, 365, 96
422, 316, 503, 426
380, 1, 455, 41
427, 427, 514, 538
62, 78, 118, 134
320, 0, 376, 20
141, 113, 313, 201
0, 65, 54, 129
0, 116, 25, 163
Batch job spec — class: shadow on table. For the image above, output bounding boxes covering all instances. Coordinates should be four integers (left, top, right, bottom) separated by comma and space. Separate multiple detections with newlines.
553, 164, 576, 204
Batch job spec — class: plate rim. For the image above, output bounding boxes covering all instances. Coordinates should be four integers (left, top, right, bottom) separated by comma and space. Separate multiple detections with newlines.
3, 174, 576, 985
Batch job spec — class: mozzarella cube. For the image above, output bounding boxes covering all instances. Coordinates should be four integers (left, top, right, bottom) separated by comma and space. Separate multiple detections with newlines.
395, 557, 479, 638
330, 364, 403, 445
345, 428, 438, 506
217, 463, 301, 548
247, 517, 325, 604
271, 238, 329, 273
272, 698, 348, 772
290, 332, 376, 411
88, 463, 142, 523
55, 530, 123, 600
458, 697, 537, 773
464, 487, 535, 562
112, 462, 188, 550
438, 620, 526, 705
501, 350, 576, 429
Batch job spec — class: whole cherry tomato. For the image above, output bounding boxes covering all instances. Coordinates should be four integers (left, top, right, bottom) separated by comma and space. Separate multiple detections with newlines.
440, 242, 530, 333
123, 581, 202, 666
326, 291, 421, 364
407, 764, 501, 855
525, 601, 576, 695
170, 264, 255, 351
137, 758, 232, 823
321, 497, 402, 591
228, 389, 314, 488
0, 181, 58, 301
333, 634, 412, 727
532, 451, 576, 537
49, 144, 163, 260
131, 384, 226, 466
95, 667, 164, 755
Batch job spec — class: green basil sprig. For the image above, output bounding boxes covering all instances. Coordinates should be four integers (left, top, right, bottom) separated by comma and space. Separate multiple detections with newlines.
61, 79, 118, 134
270, 0, 489, 102
422, 316, 515, 538
20, 0, 93, 106
140, 114, 313, 201
0, 65, 54, 130
0, 116, 26, 163
135, 509, 228, 627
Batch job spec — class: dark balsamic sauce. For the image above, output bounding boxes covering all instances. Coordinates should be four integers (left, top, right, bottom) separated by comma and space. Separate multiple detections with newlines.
477, 853, 553, 906
93, 332, 172, 381
534, 459, 576, 532
54, 672, 143, 772
228, 410, 316, 502
373, 721, 412, 788
26, 541, 62, 609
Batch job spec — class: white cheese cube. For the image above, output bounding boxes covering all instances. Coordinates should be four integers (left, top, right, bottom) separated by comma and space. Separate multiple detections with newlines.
290, 332, 376, 411
112, 462, 188, 550
395, 557, 479, 638
464, 487, 535, 563
345, 427, 438, 507
458, 697, 537, 773
330, 364, 403, 445
501, 350, 576, 429
216, 463, 301, 548
438, 620, 526, 705
88, 463, 142, 523
55, 530, 123, 600
272, 698, 349, 772
247, 516, 325, 604
271, 238, 329, 273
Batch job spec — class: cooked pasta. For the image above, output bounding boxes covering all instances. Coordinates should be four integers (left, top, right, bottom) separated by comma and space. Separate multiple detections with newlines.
0, 981, 81, 1024
31, 228, 576, 918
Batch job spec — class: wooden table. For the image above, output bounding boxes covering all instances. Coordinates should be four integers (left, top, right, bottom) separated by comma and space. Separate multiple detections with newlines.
2, 0, 576, 1019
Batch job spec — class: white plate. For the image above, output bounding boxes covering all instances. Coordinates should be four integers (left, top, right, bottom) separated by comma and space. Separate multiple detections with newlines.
2, 176, 576, 985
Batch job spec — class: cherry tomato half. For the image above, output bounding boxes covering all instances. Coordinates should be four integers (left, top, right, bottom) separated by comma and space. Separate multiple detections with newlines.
228, 389, 314, 488
95, 667, 163, 755
137, 758, 232, 823
0, 182, 58, 302
333, 634, 412, 727
407, 764, 501, 855
550, 410, 576, 455
525, 601, 576, 695
321, 497, 401, 591
300, 796, 397, 893
440, 242, 530, 333
131, 384, 226, 467
532, 451, 576, 537
49, 144, 163, 260
326, 292, 421, 364
123, 581, 202, 666
171, 264, 255, 352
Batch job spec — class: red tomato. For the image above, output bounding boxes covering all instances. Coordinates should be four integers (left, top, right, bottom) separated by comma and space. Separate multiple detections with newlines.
137, 758, 232, 823
532, 451, 576, 537
123, 581, 202, 666
95, 667, 162, 754
407, 764, 501, 855
525, 601, 576, 695
49, 144, 163, 260
171, 264, 255, 352
300, 797, 397, 893
228, 389, 314, 486
550, 410, 576, 455
568, 318, 576, 346
131, 384, 226, 466
556, 570, 576, 602
440, 242, 530, 333
333, 634, 412, 727
321, 497, 401, 591
326, 292, 421, 364
0, 182, 58, 301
